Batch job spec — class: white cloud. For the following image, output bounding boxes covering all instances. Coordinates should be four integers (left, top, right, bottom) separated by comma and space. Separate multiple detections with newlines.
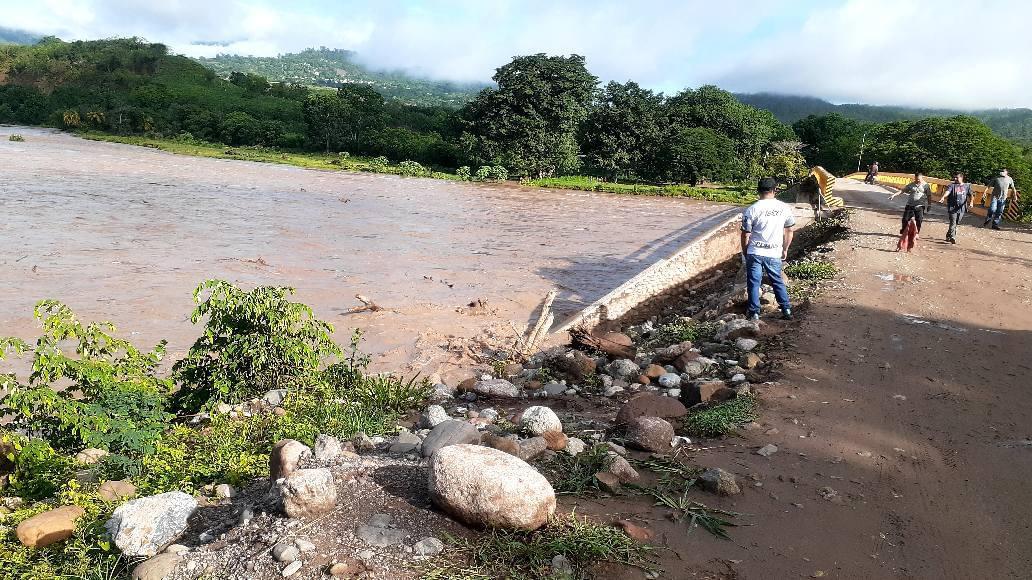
709, 0, 1032, 109
0, 0, 1028, 108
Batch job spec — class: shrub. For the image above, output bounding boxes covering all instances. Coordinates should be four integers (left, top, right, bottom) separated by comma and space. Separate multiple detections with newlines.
455, 165, 471, 180
0, 301, 173, 457
645, 319, 720, 348
2, 432, 75, 501
171, 280, 342, 412
8, 134, 25, 142
488, 165, 508, 181
367, 155, 390, 172
397, 160, 428, 177
785, 259, 837, 281
473, 165, 492, 181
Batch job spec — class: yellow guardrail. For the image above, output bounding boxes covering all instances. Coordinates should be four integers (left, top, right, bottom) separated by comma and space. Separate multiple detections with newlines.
812, 166, 844, 207
844, 171, 1021, 221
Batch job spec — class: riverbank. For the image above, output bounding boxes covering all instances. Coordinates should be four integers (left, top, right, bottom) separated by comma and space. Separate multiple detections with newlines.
80, 132, 753, 204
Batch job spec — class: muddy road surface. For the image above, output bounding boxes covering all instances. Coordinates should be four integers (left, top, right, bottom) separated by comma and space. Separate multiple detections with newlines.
0, 127, 738, 377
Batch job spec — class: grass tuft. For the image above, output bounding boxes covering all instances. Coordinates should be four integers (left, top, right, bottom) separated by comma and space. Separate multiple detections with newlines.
540, 445, 614, 495
681, 395, 758, 438
645, 319, 720, 348
785, 259, 837, 281
427, 513, 656, 579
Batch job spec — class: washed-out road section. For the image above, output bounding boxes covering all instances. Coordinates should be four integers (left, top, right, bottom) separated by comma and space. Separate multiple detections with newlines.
0, 127, 738, 377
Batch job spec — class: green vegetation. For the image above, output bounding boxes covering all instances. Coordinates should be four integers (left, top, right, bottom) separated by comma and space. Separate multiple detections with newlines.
785, 259, 838, 281
737, 92, 1032, 146
430, 513, 655, 579
644, 319, 721, 348
197, 48, 485, 107
7, 133, 24, 141
681, 395, 758, 438
633, 486, 741, 540
793, 113, 1032, 220
540, 445, 615, 495
525, 176, 755, 204
0, 281, 429, 578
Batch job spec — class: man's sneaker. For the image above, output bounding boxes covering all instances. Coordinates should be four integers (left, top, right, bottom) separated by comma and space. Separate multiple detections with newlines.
781, 310, 793, 320
982, 220, 990, 228
950, 238, 957, 244
992, 225, 1001, 230
747, 313, 760, 321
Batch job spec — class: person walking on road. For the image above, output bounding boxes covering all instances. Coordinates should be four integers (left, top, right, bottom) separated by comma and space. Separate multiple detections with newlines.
984, 168, 1016, 230
891, 171, 932, 234
741, 177, 795, 321
939, 172, 973, 244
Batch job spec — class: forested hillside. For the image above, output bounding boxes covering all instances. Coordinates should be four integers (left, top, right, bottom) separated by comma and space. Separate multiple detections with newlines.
197, 48, 485, 107
737, 92, 1032, 146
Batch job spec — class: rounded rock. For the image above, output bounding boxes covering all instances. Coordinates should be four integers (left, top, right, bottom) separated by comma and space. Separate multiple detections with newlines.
428, 444, 556, 530
519, 406, 562, 435
625, 416, 674, 453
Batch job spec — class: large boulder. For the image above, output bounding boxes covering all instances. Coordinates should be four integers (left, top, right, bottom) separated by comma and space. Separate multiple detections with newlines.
472, 378, 522, 398
276, 468, 338, 519
625, 417, 674, 453
106, 492, 197, 557
420, 420, 481, 458
428, 444, 555, 530
615, 393, 687, 426
270, 439, 312, 481
16, 505, 85, 548
519, 406, 562, 435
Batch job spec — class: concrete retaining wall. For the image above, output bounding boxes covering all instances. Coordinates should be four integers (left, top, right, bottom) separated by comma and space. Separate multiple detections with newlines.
554, 203, 815, 332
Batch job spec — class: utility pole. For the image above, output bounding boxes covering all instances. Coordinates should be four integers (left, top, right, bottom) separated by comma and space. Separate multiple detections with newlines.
856, 131, 867, 172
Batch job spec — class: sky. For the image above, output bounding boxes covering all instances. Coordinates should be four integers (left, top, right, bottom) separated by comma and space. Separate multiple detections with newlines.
2, 0, 1029, 109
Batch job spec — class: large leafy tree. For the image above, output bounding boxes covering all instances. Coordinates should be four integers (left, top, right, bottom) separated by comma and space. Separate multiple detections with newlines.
651, 127, 741, 186
792, 113, 869, 174
460, 54, 598, 178
580, 81, 663, 181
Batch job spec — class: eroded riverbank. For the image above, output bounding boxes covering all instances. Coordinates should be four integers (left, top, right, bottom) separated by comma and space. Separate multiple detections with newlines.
0, 126, 738, 379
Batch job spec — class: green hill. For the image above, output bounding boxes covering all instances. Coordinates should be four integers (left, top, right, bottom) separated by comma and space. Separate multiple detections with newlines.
735, 92, 1032, 146
0, 27, 41, 45
196, 48, 486, 108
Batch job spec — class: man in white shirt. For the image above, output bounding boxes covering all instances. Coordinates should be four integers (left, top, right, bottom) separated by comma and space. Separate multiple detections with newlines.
741, 178, 796, 321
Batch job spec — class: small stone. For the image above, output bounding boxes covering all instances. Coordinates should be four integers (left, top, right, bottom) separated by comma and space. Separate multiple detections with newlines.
131, 553, 181, 580
644, 364, 666, 379
273, 542, 300, 563
666, 388, 681, 398
519, 436, 549, 461
421, 405, 451, 429
270, 440, 313, 481
328, 560, 363, 577
74, 448, 109, 465
164, 544, 189, 555
421, 420, 481, 457
412, 536, 445, 557
281, 560, 302, 577
625, 416, 674, 452
699, 468, 741, 496
480, 408, 500, 421
98, 480, 137, 502
606, 442, 627, 456
604, 454, 640, 482
294, 538, 316, 552
615, 519, 654, 541
594, 471, 622, 493
657, 373, 681, 389
314, 434, 344, 461
604, 385, 625, 397
483, 432, 522, 457
735, 338, 759, 352
214, 484, 236, 499
564, 437, 586, 456
16, 505, 85, 548
520, 406, 563, 435
730, 373, 747, 384
756, 444, 779, 457
541, 430, 568, 451
552, 554, 574, 577
472, 378, 522, 398
356, 519, 410, 547
276, 468, 337, 519
605, 359, 641, 381
739, 352, 762, 369
263, 389, 288, 407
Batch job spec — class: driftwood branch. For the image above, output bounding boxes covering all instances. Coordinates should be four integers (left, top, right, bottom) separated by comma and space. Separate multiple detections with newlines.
344, 294, 385, 314
522, 289, 557, 357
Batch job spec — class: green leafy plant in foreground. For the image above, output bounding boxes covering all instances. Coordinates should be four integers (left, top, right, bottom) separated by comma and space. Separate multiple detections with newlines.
645, 319, 720, 348
171, 279, 343, 411
0, 300, 173, 458
681, 395, 758, 438
429, 513, 655, 580
632, 486, 741, 540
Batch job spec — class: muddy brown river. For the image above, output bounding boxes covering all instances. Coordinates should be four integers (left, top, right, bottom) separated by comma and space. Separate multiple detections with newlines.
0, 127, 738, 378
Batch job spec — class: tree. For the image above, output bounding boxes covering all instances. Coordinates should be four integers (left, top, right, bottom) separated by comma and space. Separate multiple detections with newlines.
580, 81, 663, 181
302, 92, 348, 152
229, 71, 270, 94
793, 113, 869, 174
220, 111, 261, 145
762, 141, 810, 185
460, 54, 598, 178
653, 127, 741, 186
334, 84, 386, 152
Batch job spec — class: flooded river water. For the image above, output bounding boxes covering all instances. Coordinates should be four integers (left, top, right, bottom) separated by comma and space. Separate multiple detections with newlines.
0, 127, 738, 378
